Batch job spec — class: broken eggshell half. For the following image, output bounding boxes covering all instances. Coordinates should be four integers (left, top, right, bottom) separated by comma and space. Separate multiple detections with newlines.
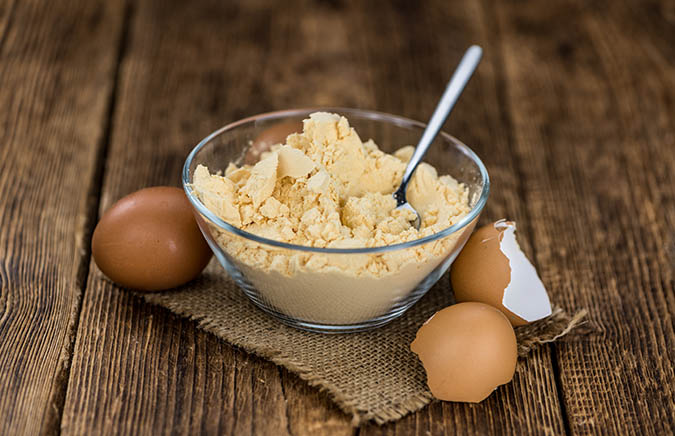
450, 220, 552, 326
411, 302, 517, 403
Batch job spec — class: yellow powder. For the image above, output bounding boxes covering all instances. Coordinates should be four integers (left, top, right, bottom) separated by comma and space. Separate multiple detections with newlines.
192, 112, 472, 323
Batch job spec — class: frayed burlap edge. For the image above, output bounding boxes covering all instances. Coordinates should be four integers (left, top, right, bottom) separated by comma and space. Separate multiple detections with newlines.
515, 307, 588, 355
139, 284, 587, 426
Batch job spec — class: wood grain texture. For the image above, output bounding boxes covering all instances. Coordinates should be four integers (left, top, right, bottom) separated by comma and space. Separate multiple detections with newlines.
61, 0, 356, 434
0, 0, 125, 434
5, 0, 665, 434
61, 0, 572, 434
493, 0, 675, 434
358, 0, 567, 433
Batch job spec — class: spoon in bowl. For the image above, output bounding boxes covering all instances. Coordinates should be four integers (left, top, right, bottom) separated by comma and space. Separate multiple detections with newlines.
393, 45, 483, 229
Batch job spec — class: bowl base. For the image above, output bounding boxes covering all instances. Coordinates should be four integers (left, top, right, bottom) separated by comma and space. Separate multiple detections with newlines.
245, 295, 417, 334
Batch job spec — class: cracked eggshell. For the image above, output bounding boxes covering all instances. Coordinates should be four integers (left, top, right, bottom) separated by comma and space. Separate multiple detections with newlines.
411, 302, 517, 403
450, 220, 552, 326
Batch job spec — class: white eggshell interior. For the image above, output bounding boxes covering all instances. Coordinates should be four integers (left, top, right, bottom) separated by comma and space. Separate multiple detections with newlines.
496, 221, 552, 322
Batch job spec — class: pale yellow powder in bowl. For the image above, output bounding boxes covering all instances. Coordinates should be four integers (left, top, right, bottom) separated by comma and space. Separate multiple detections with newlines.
192, 112, 471, 323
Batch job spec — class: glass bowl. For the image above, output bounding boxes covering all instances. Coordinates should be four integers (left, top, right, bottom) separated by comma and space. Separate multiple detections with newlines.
182, 108, 489, 333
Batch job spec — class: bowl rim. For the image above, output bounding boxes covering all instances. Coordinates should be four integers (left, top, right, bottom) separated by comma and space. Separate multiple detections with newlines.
182, 107, 490, 254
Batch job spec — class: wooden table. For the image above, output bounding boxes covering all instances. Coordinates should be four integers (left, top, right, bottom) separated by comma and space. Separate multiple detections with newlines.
1, 0, 673, 434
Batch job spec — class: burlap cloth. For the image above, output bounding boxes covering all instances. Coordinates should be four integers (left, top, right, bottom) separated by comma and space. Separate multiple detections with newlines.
140, 262, 587, 426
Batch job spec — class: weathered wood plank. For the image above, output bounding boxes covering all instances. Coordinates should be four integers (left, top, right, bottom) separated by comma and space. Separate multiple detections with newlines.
358, 0, 567, 433
60, 0, 354, 434
0, 0, 126, 434
62, 0, 573, 433
493, 0, 675, 434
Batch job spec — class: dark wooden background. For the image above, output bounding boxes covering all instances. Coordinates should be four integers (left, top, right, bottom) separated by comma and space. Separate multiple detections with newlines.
0, 0, 673, 434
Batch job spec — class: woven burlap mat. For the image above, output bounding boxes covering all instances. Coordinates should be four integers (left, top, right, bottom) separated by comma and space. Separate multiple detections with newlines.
139, 261, 587, 425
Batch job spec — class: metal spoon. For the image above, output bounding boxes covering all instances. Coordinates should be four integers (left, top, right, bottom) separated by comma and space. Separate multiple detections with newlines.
393, 45, 483, 229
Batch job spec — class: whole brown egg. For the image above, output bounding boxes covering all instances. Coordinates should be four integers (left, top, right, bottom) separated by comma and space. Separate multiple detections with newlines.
411, 302, 517, 403
92, 187, 212, 291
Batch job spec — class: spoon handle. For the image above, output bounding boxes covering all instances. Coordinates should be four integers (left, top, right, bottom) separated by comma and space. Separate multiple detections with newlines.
397, 45, 483, 198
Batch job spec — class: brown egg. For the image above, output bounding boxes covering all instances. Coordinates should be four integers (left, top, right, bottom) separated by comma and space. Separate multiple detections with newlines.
411, 302, 517, 403
450, 220, 552, 326
92, 187, 212, 291
245, 121, 303, 164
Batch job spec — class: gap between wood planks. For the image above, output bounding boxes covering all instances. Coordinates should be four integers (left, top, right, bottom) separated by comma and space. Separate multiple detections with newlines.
56, 0, 135, 432
56, 0, 567, 433
478, 0, 573, 434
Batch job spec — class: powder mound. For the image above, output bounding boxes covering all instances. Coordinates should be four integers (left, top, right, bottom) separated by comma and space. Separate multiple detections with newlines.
192, 112, 472, 324
194, 112, 469, 249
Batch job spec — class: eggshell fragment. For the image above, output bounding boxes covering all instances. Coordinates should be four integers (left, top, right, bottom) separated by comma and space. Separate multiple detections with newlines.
92, 187, 213, 291
450, 220, 552, 326
411, 302, 517, 403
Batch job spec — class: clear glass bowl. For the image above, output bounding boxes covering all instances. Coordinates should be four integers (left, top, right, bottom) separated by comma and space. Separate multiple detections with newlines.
182, 108, 489, 333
